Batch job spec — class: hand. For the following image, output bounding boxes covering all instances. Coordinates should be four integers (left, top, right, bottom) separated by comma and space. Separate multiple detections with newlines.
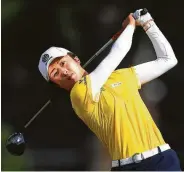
133, 9, 153, 27
122, 13, 136, 29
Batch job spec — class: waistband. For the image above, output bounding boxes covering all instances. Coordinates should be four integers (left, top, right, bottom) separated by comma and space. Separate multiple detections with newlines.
112, 144, 170, 168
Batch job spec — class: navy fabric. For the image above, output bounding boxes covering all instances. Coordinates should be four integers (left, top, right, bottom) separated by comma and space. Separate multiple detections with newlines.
111, 149, 181, 171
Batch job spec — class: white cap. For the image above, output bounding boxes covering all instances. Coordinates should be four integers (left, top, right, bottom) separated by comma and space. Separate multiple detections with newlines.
38, 46, 70, 81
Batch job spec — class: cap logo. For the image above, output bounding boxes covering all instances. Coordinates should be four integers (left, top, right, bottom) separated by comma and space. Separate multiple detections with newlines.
42, 54, 52, 64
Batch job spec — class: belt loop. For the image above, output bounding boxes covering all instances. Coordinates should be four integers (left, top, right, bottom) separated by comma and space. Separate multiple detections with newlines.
118, 160, 120, 166
118, 160, 121, 167
157, 146, 161, 153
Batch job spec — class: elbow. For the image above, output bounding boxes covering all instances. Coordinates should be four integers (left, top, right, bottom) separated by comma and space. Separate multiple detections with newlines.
168, 56, 178, 68
171, 57, 178, 67
174, 58, 178, 66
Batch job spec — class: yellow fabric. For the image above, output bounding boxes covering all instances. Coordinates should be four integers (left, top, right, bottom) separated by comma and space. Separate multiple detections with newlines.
70, 67, 165, 160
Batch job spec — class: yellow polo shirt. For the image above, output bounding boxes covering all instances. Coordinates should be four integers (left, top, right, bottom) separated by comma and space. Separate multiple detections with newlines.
70, 67, 165, 160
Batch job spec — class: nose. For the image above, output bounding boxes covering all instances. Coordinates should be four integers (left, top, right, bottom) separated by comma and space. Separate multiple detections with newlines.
63, 70, 67, 75
62, 69, 69, 77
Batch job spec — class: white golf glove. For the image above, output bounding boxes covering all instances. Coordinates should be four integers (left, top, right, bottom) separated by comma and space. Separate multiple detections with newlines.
133, 9, 154, 31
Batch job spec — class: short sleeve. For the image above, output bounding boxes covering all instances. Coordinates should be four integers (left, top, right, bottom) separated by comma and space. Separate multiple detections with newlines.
113, 67, 141, 90
130, 67, 141, 90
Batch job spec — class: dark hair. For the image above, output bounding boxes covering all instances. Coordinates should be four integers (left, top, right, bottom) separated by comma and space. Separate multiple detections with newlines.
67, 52, 77, 58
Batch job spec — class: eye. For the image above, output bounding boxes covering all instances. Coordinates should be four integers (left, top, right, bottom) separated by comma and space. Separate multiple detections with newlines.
60, 61, 66, 66
54, 71, 59, 77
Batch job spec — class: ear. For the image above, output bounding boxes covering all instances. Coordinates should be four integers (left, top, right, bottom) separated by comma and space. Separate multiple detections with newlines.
73, 56, 81, 64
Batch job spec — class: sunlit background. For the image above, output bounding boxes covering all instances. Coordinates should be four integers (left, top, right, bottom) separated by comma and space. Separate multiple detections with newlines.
1, 0, 184, 170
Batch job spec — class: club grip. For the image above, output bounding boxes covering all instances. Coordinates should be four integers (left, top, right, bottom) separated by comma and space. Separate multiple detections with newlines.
133, 8, 148, 20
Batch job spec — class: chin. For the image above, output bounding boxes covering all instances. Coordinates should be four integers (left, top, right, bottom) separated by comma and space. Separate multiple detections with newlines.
72, 73, 79, 82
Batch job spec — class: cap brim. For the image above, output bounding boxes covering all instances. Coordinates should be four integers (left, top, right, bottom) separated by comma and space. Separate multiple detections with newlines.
46, 56, 61, 81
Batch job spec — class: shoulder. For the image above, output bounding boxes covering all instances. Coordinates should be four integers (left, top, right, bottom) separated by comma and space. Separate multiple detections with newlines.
70, 75, 95, 113
70, 75, 88, 96
70, 75, 93, 103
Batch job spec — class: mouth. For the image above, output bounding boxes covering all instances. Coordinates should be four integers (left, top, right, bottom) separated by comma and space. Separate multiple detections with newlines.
67, 73, 75, 80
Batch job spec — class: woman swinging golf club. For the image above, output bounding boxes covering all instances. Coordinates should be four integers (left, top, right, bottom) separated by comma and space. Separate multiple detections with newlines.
39, 9, 180, 170
37, 9, 181, 171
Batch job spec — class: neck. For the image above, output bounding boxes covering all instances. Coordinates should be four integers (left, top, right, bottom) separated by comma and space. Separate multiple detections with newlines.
82, 70, 88, 77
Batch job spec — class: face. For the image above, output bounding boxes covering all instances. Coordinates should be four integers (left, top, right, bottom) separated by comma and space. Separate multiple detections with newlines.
48, 54, 84, 90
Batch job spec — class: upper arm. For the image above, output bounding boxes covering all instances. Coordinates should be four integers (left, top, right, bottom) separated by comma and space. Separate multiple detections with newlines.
87, 25, 135, 100
89, 63, 111, 101
89, 43, 132, 100
133, 57, 177, 85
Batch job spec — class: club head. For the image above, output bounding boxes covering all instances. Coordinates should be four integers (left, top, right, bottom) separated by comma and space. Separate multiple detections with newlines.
6, 132, 26, 156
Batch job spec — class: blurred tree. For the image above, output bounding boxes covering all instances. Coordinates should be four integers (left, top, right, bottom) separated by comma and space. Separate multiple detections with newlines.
1, 0, 25, 27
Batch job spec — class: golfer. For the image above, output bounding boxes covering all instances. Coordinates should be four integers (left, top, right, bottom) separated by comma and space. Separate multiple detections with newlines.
38, 9, 181, 171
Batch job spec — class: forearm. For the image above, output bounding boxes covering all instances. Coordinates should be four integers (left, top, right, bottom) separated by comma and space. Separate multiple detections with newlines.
145, 21, 178, 66
134, 18, 178, 85
90, 24, 135, 98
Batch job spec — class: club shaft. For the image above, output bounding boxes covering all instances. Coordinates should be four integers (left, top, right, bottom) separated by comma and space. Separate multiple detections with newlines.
82, 39, 114, 68
24, 100, 51, 128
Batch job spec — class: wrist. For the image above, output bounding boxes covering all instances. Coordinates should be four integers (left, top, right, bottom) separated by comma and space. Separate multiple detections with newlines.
142, 19, 154, 31
128, 22, 136, 29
